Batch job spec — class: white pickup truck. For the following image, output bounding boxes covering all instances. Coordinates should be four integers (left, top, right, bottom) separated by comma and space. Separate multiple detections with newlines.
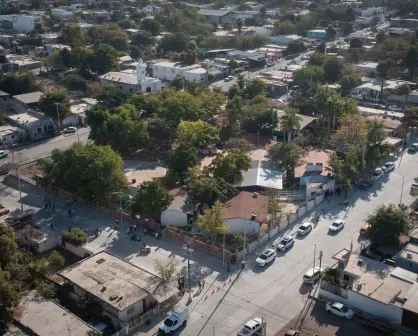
237, 318, 265, 336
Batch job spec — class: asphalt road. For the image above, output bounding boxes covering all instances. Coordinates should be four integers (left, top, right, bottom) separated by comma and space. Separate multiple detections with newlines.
177, 149, 418, 336
0, 127, 90, 165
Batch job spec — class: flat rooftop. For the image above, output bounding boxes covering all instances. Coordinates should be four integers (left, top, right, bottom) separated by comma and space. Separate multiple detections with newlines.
15, 291, 98, 336
345, 254, 414, 305
8, 111, 44, 124
12, 91, 43, 105
397, 243, 418, 263
58, 251, 179, 311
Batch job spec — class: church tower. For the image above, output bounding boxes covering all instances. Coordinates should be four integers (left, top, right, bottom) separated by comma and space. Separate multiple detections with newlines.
136, 58, 146, 85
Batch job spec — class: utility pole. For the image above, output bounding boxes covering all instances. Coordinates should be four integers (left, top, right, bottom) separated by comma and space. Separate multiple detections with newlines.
243, 221, 247, 265
319, 250, 323, 271
54, 102, 60, 132
312, 244, 316, 288
400, 175, 405, 205
222, 233, 225, 267
183, 240, 193, 303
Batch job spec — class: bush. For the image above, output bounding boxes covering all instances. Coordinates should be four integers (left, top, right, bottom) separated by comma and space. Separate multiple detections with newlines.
62, 228, 88, 246
48, 250, 65, 267
63, 74, 88, 91
35, 280, 56, 299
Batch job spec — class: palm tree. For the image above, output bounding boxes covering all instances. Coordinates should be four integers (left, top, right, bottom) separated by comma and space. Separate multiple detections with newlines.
280, 109, 302, 141
366, 119, 386, 144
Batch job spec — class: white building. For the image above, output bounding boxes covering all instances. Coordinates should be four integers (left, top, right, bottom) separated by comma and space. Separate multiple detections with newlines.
76, 22, 93, 32
99, 58, 162, 94
160, 189, 195, 227
51, 8, 75, 21
150, 60, 207, 83
0, 15, 41, 32
45, 44, 71, 56
271, 34, 302, 46
354, 62, 378, 75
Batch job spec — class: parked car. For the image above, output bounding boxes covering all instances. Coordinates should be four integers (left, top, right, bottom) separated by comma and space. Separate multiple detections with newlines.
408, 143, 418, 153
357, 177, 373, 189
360, 223, 371, 235
303, 267, 323, 284
388, 105, 403, 112
297, 222, 313, 236
255, 249, 276, 267
325, 301, 354, 319
62, 127, 77, 134
237, 317, 265, 336
328, 219, 345, 233
382, 162, 395, 172
277, 235, 295, 251
224, 76, 234, 82
0, 150, 9, 158
159, 305, 189, 334
371, 168, 383, 180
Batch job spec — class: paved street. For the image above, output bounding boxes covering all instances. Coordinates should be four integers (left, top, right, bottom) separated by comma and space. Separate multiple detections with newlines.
0, 127, 90, 165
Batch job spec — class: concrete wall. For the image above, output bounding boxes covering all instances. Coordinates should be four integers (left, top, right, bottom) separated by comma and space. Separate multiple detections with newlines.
63, 241, 89, 258
35, 233, 61, 253
226, 218, 260, 234
161, 210, 187, 227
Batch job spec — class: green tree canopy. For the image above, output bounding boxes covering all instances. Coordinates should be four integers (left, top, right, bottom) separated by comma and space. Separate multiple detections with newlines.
267, 142, 305, 174
286, 40, 306, 55
293, 65, 324, 91
402, 106, 418, 128
323, 57, 344, 82
0, 69, 40, 96
366, 204, 409, 246
245, 78, 267, 99
196, 201, 229, 240
39, 89, 71, 123
63, 74, 87, 91
60, 24, 86, 46
62, 228, 88, 246
0, 270, 20, 325
131, 181, 173, 220
340, 74, 362, 94
176, 120, 219, 150
90, 44, 119, 75
166, 145, 200, 182
224, 138, 254, 152
38, 142, 128, 204
141, 18, 161, 36
209, 149, 251, 184
131, 31, 155, 47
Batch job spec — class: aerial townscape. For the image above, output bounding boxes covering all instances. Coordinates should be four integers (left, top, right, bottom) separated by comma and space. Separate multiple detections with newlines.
1, 0, 418, 335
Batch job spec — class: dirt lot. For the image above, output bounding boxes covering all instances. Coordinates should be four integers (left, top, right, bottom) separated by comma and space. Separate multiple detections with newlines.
276, 301, 386, 336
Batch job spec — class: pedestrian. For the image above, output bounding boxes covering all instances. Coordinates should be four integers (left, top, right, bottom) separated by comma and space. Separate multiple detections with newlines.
72, 209, 75, 217
227, 263, 230, 273
201, 279, 205, 289
48, 199, 51, 208
134, 224, 137, 231
344, 193, 347, 201
143, 241, 146, 248
51, 222, 54, 229
198, 281, 202, 291
52, 202, 55, 212
68, 208, 72, 218
44, 203, 48, 210
241, 260, 245, 270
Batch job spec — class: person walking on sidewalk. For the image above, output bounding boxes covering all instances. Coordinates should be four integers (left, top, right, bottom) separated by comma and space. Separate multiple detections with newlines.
68, 208, 72, 218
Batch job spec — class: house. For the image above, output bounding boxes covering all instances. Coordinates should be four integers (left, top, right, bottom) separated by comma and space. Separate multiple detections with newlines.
58, 251, 180, 329
0, 125, 24, 145
306, 29, 328, 39
99, 59, 162, 94
125, 162, 167, 196
395, 243, 418, 274
149, 60, 207, 83
198, 9, 233, 25
274, 110, 316, 141
390, 18, 418, 29
354, 62, 378, 75
62, 98, 97, 126
0, 14, 41, 32
51, 8, 75, 21
7, 111, 55, 141
44, 44, 71, 56
9, 58, 43, 71
11, 91, 43, 113
366, 115, 407, 138
40, 33, 60, 43
224, 191, 269, 234
160, 189, 196, 227
15, 291, 100, 336
271, 34, 302, 46
319, 253, 418, 328
227, 50, 267, 66
236, 160, 283, 192
351, 79, 415, 102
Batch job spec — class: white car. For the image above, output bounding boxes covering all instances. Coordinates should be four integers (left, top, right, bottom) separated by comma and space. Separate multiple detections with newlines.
325, 301, 354, 319
382, 162, 395, 172
62, 127, 77, 134
297, 222, 313, 236
388, 105, 403, 112
303, 267, 323, 284
255, 248, 276, 267
328, 219, 345, 233
371, 168, 383, 180
224, 76, 234, 82
0, 150, 9, 158
277, 235, 295, 251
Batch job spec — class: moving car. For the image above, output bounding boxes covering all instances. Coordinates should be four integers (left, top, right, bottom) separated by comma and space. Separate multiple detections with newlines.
408, 143, 418, 153
277, 235, 295, 251
325, 301, 354, 319
62, 127, 77, 134
297, 222, 313, 236
382, 162, 395, 172
388, 105, 403, 112
371, 168, 383, 180
328, 219, 345, 233
0, 150, 9, 158
303, 267, 323, 284
224, 76, 234, 82
237, 317, 265, 336
360, 223, 371, 235
159, 305, 189, 334
255, 248, 276, 267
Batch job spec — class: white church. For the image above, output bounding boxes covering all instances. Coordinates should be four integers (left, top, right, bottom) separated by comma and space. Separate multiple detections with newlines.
98, 59, 162, 94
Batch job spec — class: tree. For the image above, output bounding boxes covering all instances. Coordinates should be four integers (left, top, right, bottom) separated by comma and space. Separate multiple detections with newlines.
0, 227, 17, 268
171, 76, 185, 90
245, 78, 267, 99
94, 85, 132, 109
0, 270, 20, 325
176, 120, 219, 150
39, 142, 128, 204
268, 199, 283, 228
280, 108, 302, 141
340, 75, 362, 94
316, 42, 326, 54
332, 114, 368, 148
62, 228, 88, 246
154, 257, 179, 281
308, 52, 326, 66
131, 181, 173, 220
187, 173, 235, 206
130, 45, 141, 59
404, 45, 418, 78
196, 201, 229, 241
141, 18, 161, 36
48, 250, 65, 267
0, 70, 40, 96
109, 35, 130, 51
90, 44, 119, 75
273, 20, 296, 35
293, 65, 324, 91
376, 31, 386, 44
326, 25, 336, 39
35, 280, 56, 299
63, 74, 87, 91
225, 138, 254, 152
402, 106, 418, 128
39, 90, 71, 123
70, 47, 94, 71
327, 147, 361, 187
366, 204, 409, 246
117, 19, 137, 29
237, 18, 243, 34
209, 149, 251, 184
222, 21, 233, 31
131, 31, 154, 47
159, 32, 188, 53
323, 57, 344, 83
286, 40, 306, 55
267, 142, 305, 178
60, 24, 85, 46
166, 145, 200, 182
349, 38, 363, 49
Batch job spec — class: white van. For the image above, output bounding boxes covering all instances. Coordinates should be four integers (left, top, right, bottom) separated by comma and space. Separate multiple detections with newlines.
303, 267, 323, 284
159, 305, 189, 334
